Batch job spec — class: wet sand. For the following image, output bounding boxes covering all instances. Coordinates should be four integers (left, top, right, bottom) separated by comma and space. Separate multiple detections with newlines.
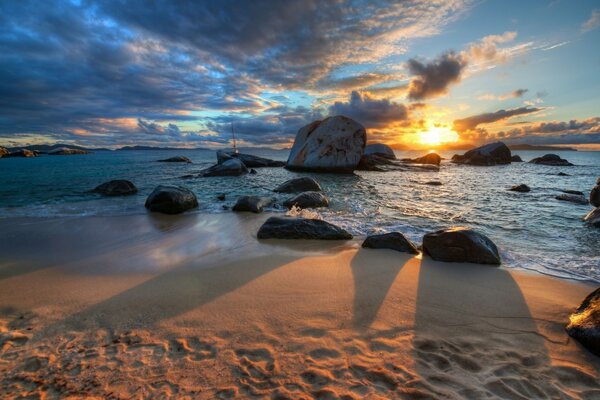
0, 213, 599, 399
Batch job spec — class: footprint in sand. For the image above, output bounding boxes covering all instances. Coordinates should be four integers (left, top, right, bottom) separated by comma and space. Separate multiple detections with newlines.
167, 337, 217, 361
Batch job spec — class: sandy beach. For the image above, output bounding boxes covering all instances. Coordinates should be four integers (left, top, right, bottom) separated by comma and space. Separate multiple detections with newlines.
0, 213, 598, 399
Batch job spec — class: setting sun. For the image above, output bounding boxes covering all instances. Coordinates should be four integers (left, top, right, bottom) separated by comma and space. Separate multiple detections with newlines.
417, 125, 459, 146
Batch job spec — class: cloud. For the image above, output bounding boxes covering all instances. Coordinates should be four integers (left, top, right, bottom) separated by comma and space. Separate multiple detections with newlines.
498, 117, 600, 145
582, 9, 600, 32
406, 52, 467, 100
463, 31, 517, 64
453, 107, 542, 132
477, 88, 528, 101
328, 91, 409, 128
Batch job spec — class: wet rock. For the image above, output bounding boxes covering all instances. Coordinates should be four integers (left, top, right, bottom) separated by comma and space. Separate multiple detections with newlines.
362, 232, 419, 254
511, 155, 523, 162
529, 154, 573, 166
249, 168, 257, 174
216, 194, 226, 201
566, 287, 600, 356
283, 191, 329, 209
93, 180, 138, 196
257, 217, 352, 240
422, 227, 501, 265
217, 150, 285, 167
357, 153, 395, 171
509, 184, 531, 193
403, 153, 442, 165
287, 115, 366, 173
232, 196, 272, 213
157, 156, 192, 163
6, 149, 38, 158
451, 142, 512, 166
562, 190, 584, 196
424, 181, 443, 186
590, 182, 600, 207
556, 194, 589, 205
198, 158, 249, 177
364, 143, 396, 159
48, 147, 90, 155
584, 208, 600, 226
144, 185, 198, 214
557, 172, 570, 176
274, 177, 322, 193
0, 146, 8, 158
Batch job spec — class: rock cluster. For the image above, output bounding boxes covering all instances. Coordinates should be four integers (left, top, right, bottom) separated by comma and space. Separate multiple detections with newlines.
529, 154, 573, 166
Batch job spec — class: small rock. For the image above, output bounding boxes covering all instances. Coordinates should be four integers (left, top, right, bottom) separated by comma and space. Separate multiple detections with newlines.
590, 183, 600, 207
584, 208, 600, 226
422, 227, 501, 265
529, 154, 573, 166
93, 180, 138, 196
511, 155, 523, 162
364, 143, 396, 160
157, 156, 192, 163
257, 217, 352, 240
424, 181, 442, 186
217, 194, 226, 201
283, 191, 329, 209
565, 287, 600, 356
557, 172, 570, 176
362, 232, 419, 254
274, 177, 322, 193
145, 185, 198, 214
232, 196, 272, 213
509, 184, 531, 193
249, 169, 257, 174
198, 158, 249, 177
556, 194, 589, 205
562, 190, 584, 196
403, 153, 442, 165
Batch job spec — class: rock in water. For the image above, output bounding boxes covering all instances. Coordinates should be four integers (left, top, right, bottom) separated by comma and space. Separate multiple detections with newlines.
566, 287, 600, 356
274, 177, 322, 193
403, 153, 442, 165
362, 232, 419, 254
562, 189, 584, 196
451, 142, 512, 166
590, 182, 600, 207
48, 147, 90, 155
584, 208, 600, 226
529, 154, 573, 166
6, 149, 38, 158
0, 146, 8, 158
257, 217, 352, 240
198, 158, 249, 177
511, 155, 523, 162
357, 153, 395, 171
283, 191, 329, 209
217, 150, 285, 168
157, 156, 192, 163
423, 227, 501, 265
93, 180, 138, 196
232, 196, 272, 213
364, 143, 396, 159
509, 184, 531, 192
286, 115, 366, 173
556, 194, 589, 205
145, 185, 198, 214
424, 181, 443, 186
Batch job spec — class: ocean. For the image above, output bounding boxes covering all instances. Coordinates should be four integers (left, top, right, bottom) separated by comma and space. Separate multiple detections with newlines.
0, 148, 598, 282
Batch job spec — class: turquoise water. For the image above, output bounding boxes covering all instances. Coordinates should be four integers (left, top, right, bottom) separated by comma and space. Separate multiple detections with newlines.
0, 149, 599, 282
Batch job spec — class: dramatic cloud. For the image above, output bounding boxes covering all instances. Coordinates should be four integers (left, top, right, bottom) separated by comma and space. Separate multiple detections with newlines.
453, 107, 541, 132
582, 9, 600, 32
498, 118, 600, 145
406, 52, 467, 100
329, 91, 409, 128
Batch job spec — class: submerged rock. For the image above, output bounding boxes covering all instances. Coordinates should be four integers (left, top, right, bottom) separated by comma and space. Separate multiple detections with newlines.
566, 287, 600, 356
157, 156, 192, 163
362, 232, 419, 254
451, 142, 512, 166
145, 185, 198, 214
422, 227, 501, 265
257, 216, 352, 240
364, 143, 396, 159
217, 150, 285, 168
198, 158, 249, 177
556, 194, 589, 205
6, 149, 38, 158
48, 147, 90, 155
232, 196, 272, 213
529, 154, 573, 166
509, 184, 531, 193
562, 189, 584, 196
283, 191, 329, 209
403, 153, 442, 165
274, 177, 322, 193
557, 172, 570, 176
286, 115, 366, 173
93, 180, 138, 196
584, 208, 600, 226
511, 155, 523, 162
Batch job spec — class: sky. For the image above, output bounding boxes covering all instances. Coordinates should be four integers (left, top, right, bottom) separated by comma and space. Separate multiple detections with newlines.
1, 0, 599, 150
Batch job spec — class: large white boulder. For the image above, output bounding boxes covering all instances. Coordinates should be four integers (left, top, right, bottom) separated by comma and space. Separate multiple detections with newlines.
286, 116, 367, 173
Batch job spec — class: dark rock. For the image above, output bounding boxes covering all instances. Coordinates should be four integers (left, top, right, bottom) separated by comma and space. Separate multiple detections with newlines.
93, 180, 138, 196
562, 190, 584, 196
48, 147, 90, 155
451, 142, 511, 166
232, 196, 272, 213
181, 174, 194, 179
584, 208, 600, 226
283, 191, 329, 209
565, 287, 600, 356
529, 154, 573, 166
158, 156, 192, 163
364, 143, 396, 159
590, 184, 600, 207
362, 232, 419, 254
511, 155, 523, 162
257, 216, 352, 240
6, 149, 38, 158
422, 227, 501, 265
0, 146, 8, 158
424, 181, 443, 186
249, 169, 257, 174
216, 194, 226, 201
403, 153, 442, 165
198, 158, 249, 177
357, 153, 396, 171
556, 194, 589, 205
217, 150, 285, 168
509, 184, 531, 193
144, 185, 198, 214
557, 172, 570, 176
274, 177, 322, 193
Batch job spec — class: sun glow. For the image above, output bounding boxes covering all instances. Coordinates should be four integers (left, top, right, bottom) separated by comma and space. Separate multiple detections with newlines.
417, 125, 459, 146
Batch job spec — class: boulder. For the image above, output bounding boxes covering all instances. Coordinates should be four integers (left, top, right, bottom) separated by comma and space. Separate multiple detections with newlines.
6, 149, 37, 158
283, 191, 329, 209
403, 153, 442, 165
286, 115, 367, 173
422, 227, 501, 265
232, 196, 272, 213
48, 147, 90, 155
529, 154, 573, 166
274, 177, 322, 193
509, 184, 531, 193
556, 194, 589, 205
362, 232, 419, 254
451, 142, 512, 166
590, 184, 600, 208
0, 147, 10, 157
584, 208, 600, 226
562, 190, 584, 196
364, 143, 396, 159
511, 155, 523, 162
565, 287, 600, 356
93, 180, 138, 196
217, 150, 285, 168
158, 156, 192, 163
198, 158, 249, 177
144, 185, 198, 214
257, 216, 352, 240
